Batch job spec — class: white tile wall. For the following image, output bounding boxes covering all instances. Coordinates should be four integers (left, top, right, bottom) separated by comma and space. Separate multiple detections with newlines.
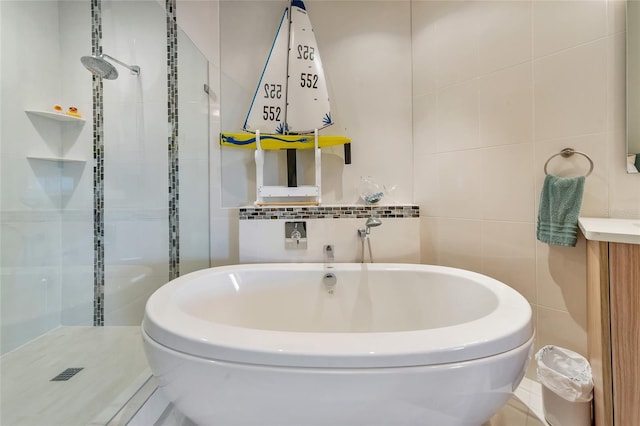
1, 0, 77, 353
61, 212, 93, 325
478, 63, 533, 147
481, 144, 535, 222
179, 2, 638, 353
412, 0, 640, 376
2, 0, 212, 349
0, 267, 61, 353
533, 0, 607, 59
219, 1, 413, 207
178, 28, 211, 276
476, 1, 532, 76
239, 216, 420, 264
436, 150, 484, 219
101, 0, 172, 325
534, 40, 607, 142
481, 221, 537, 304
436, 80, 480, 152
104, 265, 167, 326
3, 0, 632, 374
61, 266, 94, 326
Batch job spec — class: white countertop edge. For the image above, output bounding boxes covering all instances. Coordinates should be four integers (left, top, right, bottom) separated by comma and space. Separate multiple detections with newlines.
578, 217, 640, 245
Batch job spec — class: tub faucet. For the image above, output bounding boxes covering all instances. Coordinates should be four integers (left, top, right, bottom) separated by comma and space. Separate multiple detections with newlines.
324, 245, 335, 263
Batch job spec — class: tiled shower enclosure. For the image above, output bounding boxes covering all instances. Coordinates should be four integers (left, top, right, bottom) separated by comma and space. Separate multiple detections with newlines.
0, 0, 210, 352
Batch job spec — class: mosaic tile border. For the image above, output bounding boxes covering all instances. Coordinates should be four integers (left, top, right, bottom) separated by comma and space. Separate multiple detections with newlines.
239, 205, 420, 220
91, 0, 181, 322
167, 0, 180, 280
91, 0, 105, 326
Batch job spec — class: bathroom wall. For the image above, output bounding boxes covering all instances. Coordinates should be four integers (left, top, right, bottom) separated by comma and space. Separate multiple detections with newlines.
99, 0, 170, 325
176, 0, 225, 265
5, 0, 635, 355
177, 27, 212, 276
412, 0, 639, 367
0, 0, 92, 353
98, 0, 210, 325
126, 0, 640, 375
0, 0, 211, 351
218, 0, 414, 208
59, 1, 96, 327
238, 206, 420, 263
175, 0, 414, 266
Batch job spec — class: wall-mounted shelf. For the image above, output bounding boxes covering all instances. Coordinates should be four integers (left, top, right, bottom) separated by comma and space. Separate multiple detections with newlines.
24, 108, 86, 165
27, 156, 86, 164
25, 109, 85, 123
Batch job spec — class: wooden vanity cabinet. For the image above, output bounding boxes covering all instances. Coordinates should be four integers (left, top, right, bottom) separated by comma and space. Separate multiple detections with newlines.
587, 240, 640, 426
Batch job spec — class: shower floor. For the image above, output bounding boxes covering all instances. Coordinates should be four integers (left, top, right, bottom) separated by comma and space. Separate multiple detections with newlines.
0, 326, 150, 426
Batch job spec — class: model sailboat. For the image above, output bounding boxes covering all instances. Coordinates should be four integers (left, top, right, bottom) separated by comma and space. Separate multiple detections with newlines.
220, 0, 350, 205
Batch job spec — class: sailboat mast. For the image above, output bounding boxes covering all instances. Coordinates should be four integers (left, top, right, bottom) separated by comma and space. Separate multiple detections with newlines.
283, 0, 297, 187
282, 0, 293, 136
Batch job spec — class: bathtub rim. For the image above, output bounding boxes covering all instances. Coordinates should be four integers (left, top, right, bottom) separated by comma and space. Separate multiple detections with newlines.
143, 263, 534, 368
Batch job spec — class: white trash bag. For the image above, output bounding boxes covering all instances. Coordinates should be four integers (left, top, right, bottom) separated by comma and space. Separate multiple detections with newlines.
536, 345, 593, 403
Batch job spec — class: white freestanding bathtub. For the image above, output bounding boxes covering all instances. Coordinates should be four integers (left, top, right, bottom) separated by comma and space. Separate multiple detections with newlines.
142, 263, 534, 426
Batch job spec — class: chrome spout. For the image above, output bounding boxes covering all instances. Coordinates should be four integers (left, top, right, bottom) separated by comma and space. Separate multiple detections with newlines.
324, 244, 335, 263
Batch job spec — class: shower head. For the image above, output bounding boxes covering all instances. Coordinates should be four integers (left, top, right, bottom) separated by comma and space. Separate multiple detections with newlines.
81, 55, 118, 79
365, 217, 382, 228
80, 54, 140, 80
358, 217, 382, 240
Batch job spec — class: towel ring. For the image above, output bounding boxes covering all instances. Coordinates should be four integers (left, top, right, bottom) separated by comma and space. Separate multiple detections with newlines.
544, 148, 594, 177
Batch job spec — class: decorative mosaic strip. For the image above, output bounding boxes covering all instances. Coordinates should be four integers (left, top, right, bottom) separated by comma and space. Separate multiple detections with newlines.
239, 205, 420, 220
167, 0, 180, 280
91, 0, 105, 326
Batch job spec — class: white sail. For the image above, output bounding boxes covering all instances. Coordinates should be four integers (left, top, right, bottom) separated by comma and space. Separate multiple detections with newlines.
243, 0, 332, 135
243, 8, 289, 134
286, 1, 332, 133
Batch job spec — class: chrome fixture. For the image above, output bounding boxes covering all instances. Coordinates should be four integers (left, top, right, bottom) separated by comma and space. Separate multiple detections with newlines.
323, 272, 337, 294
365, 217, 382, 230
543, 147, 594, 177
285, 221, 307, 249
80, 54, 140, 80
358, 217, 382, 263
324, 244, 335, 263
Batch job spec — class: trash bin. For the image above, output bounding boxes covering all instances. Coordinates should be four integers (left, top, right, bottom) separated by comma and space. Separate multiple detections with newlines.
536, 345, 593, 426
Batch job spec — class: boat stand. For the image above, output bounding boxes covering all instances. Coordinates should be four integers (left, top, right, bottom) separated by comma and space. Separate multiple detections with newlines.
254, 129, 322, 206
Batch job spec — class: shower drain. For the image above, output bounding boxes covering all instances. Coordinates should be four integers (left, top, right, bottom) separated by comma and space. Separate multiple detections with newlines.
50, 368, 84, 382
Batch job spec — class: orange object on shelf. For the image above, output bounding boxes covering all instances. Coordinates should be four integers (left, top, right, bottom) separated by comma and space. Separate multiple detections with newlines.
66, 107, 81, 118
53, 104, 63, 112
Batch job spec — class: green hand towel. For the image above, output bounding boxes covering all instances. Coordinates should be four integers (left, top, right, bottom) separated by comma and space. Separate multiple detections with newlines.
536, 174, 585, 247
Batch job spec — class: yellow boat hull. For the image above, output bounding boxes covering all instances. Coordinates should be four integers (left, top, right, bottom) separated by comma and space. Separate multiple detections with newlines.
220, 133, 350, 150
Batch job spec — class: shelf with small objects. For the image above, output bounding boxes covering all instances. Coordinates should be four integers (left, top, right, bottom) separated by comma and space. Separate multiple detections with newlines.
24, 105, 87, 164
25, 108, 85, 123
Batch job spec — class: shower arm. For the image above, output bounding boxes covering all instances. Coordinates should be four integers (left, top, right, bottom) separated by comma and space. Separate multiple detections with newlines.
101, 54, 140, 75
